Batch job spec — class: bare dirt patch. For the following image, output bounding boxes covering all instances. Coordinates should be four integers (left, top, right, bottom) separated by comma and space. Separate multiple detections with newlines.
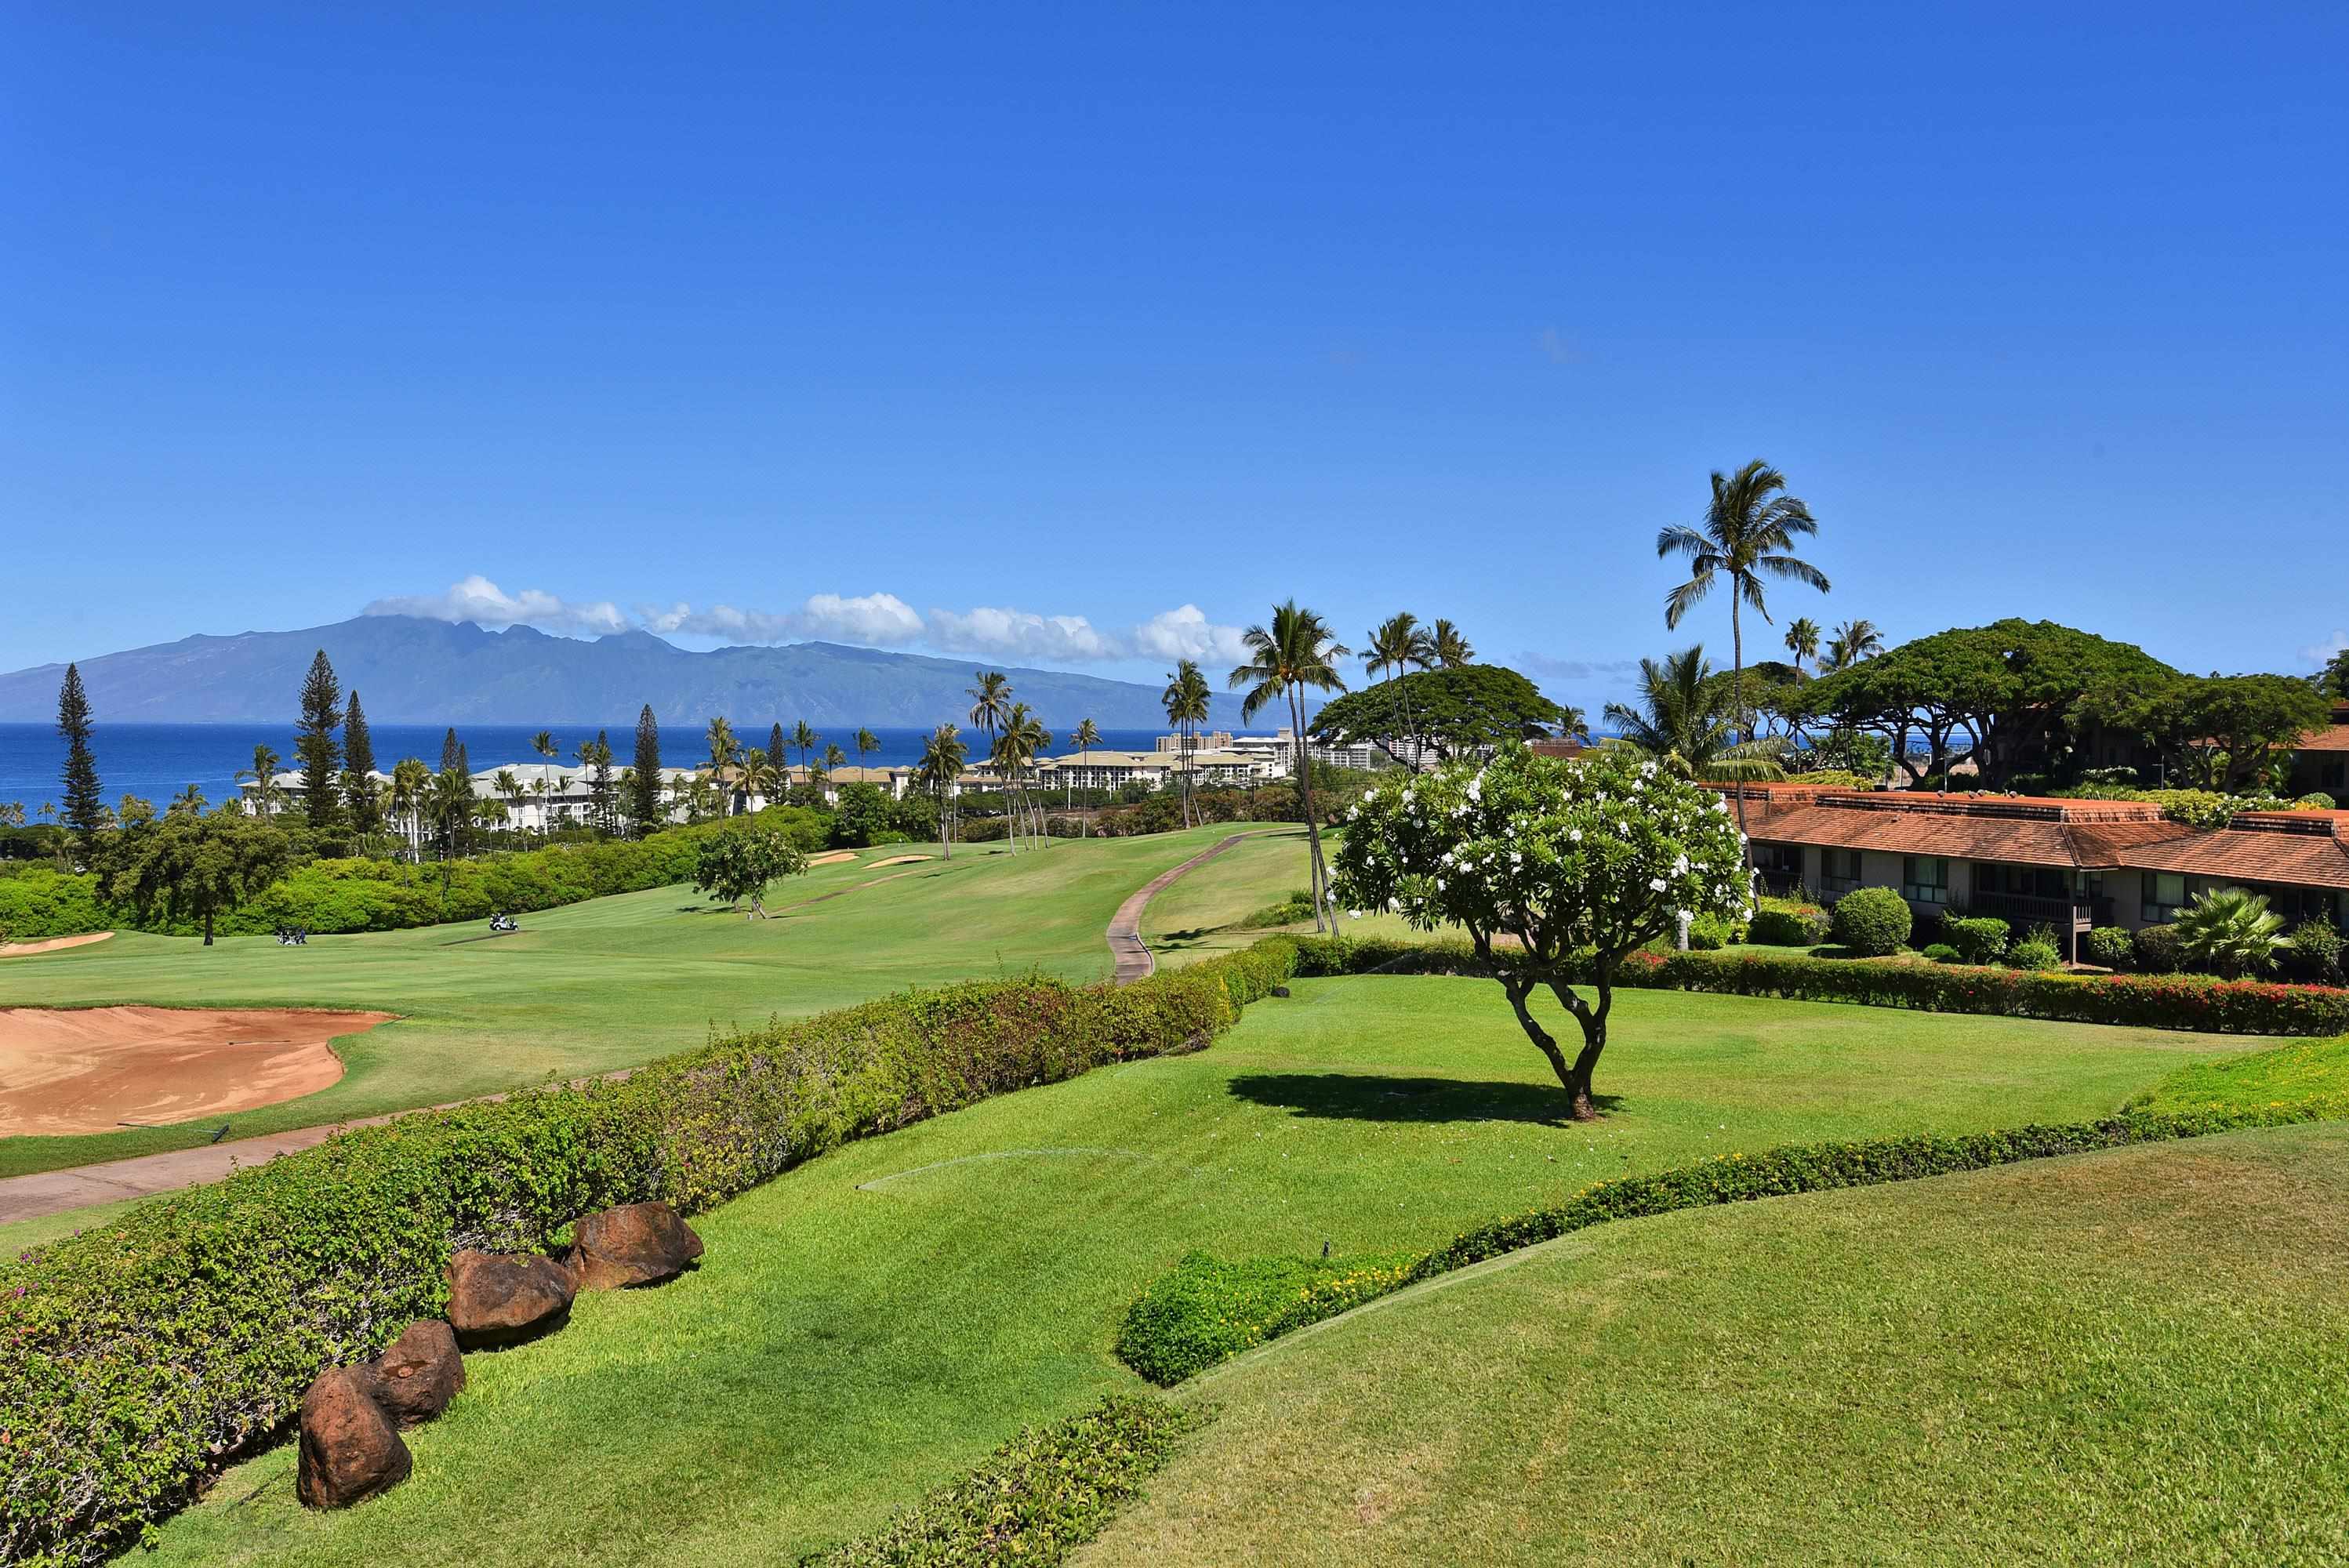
0, 1007, 393, 1136
866, 854, 935, 868
0, 932, 114, 958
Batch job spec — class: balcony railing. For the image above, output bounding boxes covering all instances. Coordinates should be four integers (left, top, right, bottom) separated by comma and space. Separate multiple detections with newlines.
1962, 891, 2108, 931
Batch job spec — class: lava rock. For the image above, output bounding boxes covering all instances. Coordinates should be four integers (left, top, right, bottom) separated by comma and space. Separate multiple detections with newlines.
360, 1319, 466, 1427
445, 1249, 575, 1348
296, 1367, 412, 1509
566, 1200, 705, 1290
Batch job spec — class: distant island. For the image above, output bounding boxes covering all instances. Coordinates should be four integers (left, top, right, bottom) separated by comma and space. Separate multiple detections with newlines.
0, 615, 1258, 729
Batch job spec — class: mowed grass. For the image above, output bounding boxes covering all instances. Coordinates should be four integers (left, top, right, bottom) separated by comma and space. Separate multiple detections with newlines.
141, 975, 2287, 1566
1139, 826, 1316, 961
1091, 1121, 2349, 1566
0, 826, 1302, 1178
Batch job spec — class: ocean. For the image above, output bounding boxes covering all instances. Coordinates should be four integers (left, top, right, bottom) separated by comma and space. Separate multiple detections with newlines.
0, 722, 1235, 816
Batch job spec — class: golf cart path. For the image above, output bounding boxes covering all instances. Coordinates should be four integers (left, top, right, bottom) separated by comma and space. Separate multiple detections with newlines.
3, 836, 1265, 1227
1106, 831, 1268, 983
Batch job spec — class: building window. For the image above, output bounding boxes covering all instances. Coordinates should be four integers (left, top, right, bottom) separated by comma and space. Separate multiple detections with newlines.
2142, 871, 2196, 924
1822, 848, 1862, 890
1902, 855, 1950, 905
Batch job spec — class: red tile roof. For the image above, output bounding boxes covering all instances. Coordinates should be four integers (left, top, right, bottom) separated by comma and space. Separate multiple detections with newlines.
1748, 802, 2196, 869
2294, 724, 2349, 754
2121, 818, 2349, 891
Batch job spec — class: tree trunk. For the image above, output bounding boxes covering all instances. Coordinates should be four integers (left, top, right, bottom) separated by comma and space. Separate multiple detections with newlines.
1291, 688, 1328, 932
203, 907, 215, 946
1730, 595, 1752, 866
1498, 975, 1609, 1121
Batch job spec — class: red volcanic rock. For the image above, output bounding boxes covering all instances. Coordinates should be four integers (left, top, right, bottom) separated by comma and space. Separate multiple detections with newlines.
360, 1319, 465, 1427
296, 1367, 412, 1509
566, 1201, 705, 1290
445, 1249, 575, 1348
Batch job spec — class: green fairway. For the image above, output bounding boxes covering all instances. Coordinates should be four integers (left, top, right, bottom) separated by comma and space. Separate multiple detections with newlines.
1138, 826, 1316, 961
1091, 1120, 2349, 1566
0, 826, 1294, 1178
136, 974, 2288, 1566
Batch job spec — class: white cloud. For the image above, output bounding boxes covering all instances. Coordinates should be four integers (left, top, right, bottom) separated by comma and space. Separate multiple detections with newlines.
2301, 630, 2349, 666
365, 577, 1246, 670
928, 606, 1118, 662
1131, 604, 1251, 668
1514, 650, 1640, 681
364, 575, 630, 637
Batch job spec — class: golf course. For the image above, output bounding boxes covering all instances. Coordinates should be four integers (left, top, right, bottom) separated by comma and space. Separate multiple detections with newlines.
7, 824, 2347, 1565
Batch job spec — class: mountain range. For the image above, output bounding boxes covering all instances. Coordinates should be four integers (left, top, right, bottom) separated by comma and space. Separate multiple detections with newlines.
0, 615, 1258, 730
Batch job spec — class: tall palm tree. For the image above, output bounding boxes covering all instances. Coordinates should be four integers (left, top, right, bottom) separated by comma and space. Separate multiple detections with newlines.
966, 671, 1011, 839
1162, 659, 1211, 828
739, 747, 779, 811
1783, 615, 1822, 678
236, 745, 285, 818
822, 742, 847, 795
790, 720, 819, 780
1821, 618, 1885, 673
1430, 619, 1474, 670
531, 730, 559, 834
1229, 601, 1350, 931
991, 702, 1047, 849
1364, 613, 1436, 771
917, 723, 967, 860
388, 757, 431, 860
169, 782, 208, 818
1602, 646, 1790, 782
1658, 459, 1829, 852
855, 727, 880, 772
1070, 717, 1101, 833
493, 768, 526, 833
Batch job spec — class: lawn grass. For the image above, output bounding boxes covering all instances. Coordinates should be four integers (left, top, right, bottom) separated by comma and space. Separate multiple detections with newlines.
1090, 1120, 2349, 1565
0, 826, 1292, 1178
137, 974, 2287, 1566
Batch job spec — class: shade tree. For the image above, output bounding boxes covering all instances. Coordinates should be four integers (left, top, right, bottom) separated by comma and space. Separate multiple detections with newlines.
1309, 663, 1570, 768
692, 825, 809, 917
103, 811, 298, 946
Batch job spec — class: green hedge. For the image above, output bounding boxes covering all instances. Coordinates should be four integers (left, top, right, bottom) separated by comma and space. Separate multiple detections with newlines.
0, 942, 1296, 1568
1274, 934, 2349, 1037
796, 1396, 1207, 1567
1116, 1096, 2349, 1387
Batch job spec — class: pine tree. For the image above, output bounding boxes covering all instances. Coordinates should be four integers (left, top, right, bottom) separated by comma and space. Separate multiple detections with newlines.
630, 706, 663, 833
441, 727, 470, 778
768, 722, 786, 791
55, 663, 104, 858
591, 728, 615, 833
342, 691, 380, 831
296, 650, 343, 829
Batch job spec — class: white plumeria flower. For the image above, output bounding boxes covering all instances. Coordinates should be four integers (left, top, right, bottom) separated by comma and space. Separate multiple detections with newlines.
1648, 877, 1668, 892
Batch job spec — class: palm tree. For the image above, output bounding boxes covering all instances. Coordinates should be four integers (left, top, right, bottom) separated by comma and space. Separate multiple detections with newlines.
2174, 887, 2288, 978
1070, 717, 1102, 833
236, 745, 285, 818
388, 757, 431, 860
423, 762, 481, 909
1162, 660, 1211, 829
821, 742, 847, 797
1602, 646, 1789, 782
1783, 616, 1822, 678
855, 727, 880, 771
739, 747, 779, 811
169, 782, 207, 817
917, 723, 967, 860
1430, 619, 1474, 669
1658, 459, 1829, 854
1364, 613, 1436, 771
991, 702, 1046, 849
1821, 618, 1885, 673
1229, 601, 1350, 931
967, 671, 1011, 840
493, 769, 526, 834
790, 720, 819, 779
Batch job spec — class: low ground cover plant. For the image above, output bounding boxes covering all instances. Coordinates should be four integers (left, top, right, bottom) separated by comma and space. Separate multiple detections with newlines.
795, 1396, 1207, 1568
0, 942, 1296, 1568
1113, 1250, 1418, 1386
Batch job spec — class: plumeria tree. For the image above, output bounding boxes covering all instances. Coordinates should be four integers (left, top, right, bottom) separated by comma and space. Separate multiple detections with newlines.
1332, 745, 1751, 1120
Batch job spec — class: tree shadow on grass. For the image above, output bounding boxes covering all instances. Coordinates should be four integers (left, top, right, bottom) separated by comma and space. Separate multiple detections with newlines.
1226, 1072, 1616, 1127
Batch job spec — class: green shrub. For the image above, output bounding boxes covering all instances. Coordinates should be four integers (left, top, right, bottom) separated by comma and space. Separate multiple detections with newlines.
0, 869, 109, 942
2084, 926, 2136, 971
1941, 915, 2010, 965
1684, 912, 1738, 951
2296, 792, 2338, 811
2008, 938, 2061, 971
2285, 920, 2345, 985
2173, 887, 2288, 978
1919, 942, 1961, 964
1829, 887, 1911, 956
1237, 889, 1318, 930
1114, 1250, 1419, 1385
796, 1396, 1207, 1567
2134, 924, 2183, 974
1120, 1097, 2349, 1383
0, 942, 1296, 1567
1745, 902, 1829, 948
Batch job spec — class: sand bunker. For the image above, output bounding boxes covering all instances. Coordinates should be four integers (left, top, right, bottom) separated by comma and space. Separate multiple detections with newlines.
866, 855, 935, 868
808, 851, 859, 866
0, 931, 114, 958
0, 1006, 392, 1136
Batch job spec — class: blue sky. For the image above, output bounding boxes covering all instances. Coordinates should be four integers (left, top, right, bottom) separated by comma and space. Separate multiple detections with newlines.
5, 3, 2345, 717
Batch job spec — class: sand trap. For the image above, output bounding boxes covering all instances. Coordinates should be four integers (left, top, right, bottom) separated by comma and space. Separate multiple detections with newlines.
866, 855, 935, 868
0, 931, 114, 958
808, 851, 859, 866
0, 1006, 393, 1136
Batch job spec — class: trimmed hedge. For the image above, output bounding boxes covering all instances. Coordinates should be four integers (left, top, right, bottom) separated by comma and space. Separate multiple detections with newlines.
796, 1396, 1207, 1567
0, 942, 1296, 1568
1941, 915, 2010, 965
1118, 1096, 2349, 1386
1113, 1249, 1418, 1386
1746, 902, 1829, 947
